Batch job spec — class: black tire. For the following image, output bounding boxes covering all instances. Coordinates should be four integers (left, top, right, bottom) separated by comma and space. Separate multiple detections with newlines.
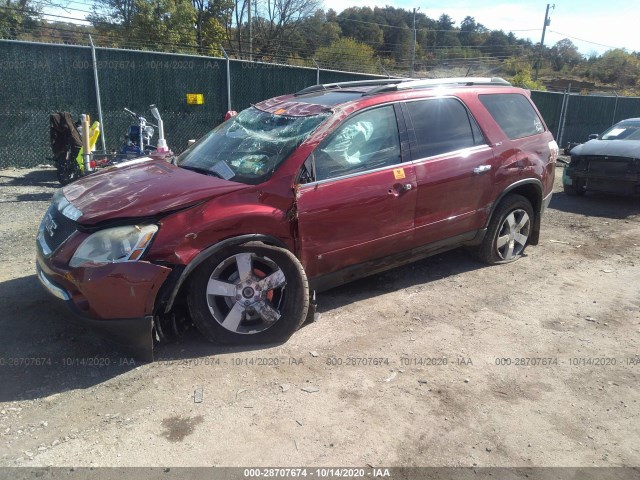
55, 153, 81, 185
187, 244, 309, 345
563, 184, 585, 196
474, 194, 534, 265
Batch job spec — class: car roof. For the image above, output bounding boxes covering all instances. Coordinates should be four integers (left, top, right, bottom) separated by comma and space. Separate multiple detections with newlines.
255, 77, 514, 117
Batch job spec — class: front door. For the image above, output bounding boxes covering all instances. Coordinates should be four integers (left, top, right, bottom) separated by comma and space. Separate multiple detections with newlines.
296, 104, 416, 279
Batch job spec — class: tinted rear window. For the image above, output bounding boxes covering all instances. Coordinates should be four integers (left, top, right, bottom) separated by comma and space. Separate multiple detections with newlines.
479, 93, 545, 140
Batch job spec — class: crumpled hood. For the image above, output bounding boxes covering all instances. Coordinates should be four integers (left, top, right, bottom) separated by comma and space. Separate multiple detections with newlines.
64, 158, 248, 225
571, 139, 640, 158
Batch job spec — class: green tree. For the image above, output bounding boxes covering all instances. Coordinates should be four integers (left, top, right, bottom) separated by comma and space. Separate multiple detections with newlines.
459, 16, 486, 47
373, 6, 411, 64
0, 0, 41, 39
337, 7, 383, 52
434, 13, 458, 49
292, 10, 340, 59
482, 30, 511, 58
315, 37, 377, 73
25, 20, 91, 44
90, 0, 201, 51
192, 0, 233, 54
131, 0, 197, 50
591, 49, 640, 87
251, 0, 321, 58
549, 38, 583, 71
510, 64, 545, 90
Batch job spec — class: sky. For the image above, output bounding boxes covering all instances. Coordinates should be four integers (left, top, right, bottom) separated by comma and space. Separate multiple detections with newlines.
321, 0, 640, 55
45, 0, 639, 56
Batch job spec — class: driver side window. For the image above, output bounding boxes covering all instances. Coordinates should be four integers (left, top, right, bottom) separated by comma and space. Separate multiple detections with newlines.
311, 105, 401, 182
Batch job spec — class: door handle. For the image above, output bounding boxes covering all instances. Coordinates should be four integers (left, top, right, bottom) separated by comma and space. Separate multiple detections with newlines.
473, 165, 491, 174
388, 183, 413, 196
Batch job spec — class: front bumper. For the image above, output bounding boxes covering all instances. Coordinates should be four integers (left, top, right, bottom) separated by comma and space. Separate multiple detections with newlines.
564, 161, 640, 195
36, 249, 172, 361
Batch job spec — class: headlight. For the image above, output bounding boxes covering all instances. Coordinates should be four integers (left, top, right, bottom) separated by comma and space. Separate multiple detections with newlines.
69, 225, 158, 268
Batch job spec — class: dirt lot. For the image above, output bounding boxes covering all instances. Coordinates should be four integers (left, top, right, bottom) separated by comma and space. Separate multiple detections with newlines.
0, 164, 638, 468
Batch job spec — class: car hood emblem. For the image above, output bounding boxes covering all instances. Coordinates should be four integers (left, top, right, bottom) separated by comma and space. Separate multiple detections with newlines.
44, 213, 58, 237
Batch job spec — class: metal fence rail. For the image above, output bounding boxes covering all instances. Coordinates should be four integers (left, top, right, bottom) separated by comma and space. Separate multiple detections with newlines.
1, 39, 639, 168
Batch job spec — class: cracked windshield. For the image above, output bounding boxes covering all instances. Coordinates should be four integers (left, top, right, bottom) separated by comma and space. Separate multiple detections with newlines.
177, 107, 329, 184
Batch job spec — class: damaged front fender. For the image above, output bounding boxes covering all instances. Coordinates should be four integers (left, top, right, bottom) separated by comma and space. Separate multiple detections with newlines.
36, 251, 173, 361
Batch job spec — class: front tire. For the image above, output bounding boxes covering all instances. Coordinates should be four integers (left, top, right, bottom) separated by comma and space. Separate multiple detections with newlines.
187, 244, 309, 345
475, 194, 534, 265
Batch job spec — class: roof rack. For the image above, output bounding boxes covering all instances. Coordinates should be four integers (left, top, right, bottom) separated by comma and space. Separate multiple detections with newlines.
366, 77, 511, 95
295, 78, 410, 96
295, 77, 512, 98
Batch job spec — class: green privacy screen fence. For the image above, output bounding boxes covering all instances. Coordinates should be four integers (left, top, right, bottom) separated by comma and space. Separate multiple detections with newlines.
1, 39, 640, 168
530, 90, 640, 148
0, 39, 380, 168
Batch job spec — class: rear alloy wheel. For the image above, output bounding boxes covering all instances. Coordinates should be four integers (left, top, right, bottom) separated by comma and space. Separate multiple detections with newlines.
475, 194, 534, 264
187, 244, 309, 345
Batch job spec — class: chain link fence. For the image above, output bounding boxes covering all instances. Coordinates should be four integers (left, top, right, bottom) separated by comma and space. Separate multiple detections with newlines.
0, 39, 379, 168
1, 39, 639, 168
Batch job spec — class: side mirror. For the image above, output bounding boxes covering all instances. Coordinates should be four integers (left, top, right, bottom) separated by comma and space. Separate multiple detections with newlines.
588, 134, 598, 140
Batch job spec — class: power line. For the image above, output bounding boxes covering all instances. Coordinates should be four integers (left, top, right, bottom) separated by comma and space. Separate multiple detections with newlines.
336, 16, 542, 34
548, 30, 626, 51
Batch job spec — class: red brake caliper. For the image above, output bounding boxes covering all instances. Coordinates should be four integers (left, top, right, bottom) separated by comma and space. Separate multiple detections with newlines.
253, 268, 275, 302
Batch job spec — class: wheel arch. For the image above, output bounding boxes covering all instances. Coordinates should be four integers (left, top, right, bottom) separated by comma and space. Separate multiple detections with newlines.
158, 234, 290, 314
488, 179, 543, 245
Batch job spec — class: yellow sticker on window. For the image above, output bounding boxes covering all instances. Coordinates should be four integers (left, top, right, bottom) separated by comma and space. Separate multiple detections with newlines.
393, 168, 406, 180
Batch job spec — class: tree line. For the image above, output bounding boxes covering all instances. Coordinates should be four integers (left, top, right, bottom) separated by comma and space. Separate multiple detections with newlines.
1, 0, 639, 93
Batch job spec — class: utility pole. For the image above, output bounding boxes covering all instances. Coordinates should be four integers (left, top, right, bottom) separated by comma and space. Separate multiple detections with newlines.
410, 7, 418, 77
534, 3, 554, 81
248, 0, 252, 61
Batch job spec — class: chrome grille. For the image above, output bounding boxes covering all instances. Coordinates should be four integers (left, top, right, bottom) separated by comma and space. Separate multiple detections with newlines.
38, 204, 77, 255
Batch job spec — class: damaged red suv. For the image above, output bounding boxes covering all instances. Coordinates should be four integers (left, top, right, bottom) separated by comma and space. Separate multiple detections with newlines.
36, 78, 558, 360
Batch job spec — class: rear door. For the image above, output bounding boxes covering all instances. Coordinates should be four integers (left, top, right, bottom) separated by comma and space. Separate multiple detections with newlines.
403, 97, 497, 246
296, 104, 416, 279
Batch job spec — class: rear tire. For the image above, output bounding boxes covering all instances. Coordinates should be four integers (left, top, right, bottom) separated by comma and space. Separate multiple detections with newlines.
474, 194, 534, 265
187, 244, 309, 345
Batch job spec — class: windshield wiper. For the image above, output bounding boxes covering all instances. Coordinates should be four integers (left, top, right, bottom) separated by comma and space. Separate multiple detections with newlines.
179, 165, 224, 179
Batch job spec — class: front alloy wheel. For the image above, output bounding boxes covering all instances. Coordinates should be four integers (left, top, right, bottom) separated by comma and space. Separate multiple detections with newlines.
188, 244, 309, 344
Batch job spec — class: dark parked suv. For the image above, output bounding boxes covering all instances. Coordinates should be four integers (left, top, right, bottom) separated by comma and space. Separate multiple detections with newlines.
36, 77, 558, 359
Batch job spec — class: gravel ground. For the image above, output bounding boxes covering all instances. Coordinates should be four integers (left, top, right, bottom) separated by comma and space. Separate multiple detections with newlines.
0, 164, 638, 468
